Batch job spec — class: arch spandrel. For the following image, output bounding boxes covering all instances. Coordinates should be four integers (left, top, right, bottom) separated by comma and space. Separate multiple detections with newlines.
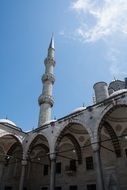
54, 119, 93, 145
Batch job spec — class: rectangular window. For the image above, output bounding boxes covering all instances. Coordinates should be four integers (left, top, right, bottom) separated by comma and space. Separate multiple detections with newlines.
70, 159, 76, 171
56, 162, 61, 174
69, 186, 77, 190
86, 156, 94, 170
43, 164, 48, 176
87, 184, 96, 190
55, 187, 62, 190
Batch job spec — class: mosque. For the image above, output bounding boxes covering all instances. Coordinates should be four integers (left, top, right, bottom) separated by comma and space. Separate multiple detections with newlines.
0, 37, 127, 190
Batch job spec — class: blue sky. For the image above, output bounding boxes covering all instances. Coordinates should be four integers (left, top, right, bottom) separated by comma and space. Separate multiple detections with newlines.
0, 0, 127, 131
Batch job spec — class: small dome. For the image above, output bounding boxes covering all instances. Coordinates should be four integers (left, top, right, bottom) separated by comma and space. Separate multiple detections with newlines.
110, 89, 127, 97
43, 119, 57, 126
0, 119, 17, 127
71, 107, 86, 114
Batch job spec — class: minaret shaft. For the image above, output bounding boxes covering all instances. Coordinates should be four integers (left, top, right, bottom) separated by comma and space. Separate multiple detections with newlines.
38, 37, 55, 127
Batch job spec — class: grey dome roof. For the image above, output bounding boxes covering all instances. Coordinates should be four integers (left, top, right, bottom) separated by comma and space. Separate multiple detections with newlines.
110, 89, 127, 97
71, 107, 86, 114
43, 119, 57, 125
0, 119, 17, 127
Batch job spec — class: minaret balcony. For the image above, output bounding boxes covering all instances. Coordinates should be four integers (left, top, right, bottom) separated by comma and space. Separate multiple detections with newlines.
38, 94, 54, 107
44, 58, 55, 67
42, 73, 55, 84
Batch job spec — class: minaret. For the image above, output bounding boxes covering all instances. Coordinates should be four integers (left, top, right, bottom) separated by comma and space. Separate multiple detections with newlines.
38, 36, 55, 127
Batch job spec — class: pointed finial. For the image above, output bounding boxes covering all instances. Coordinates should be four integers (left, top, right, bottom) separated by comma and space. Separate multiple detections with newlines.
113, 76, 116, 81
49, 33, 55, 50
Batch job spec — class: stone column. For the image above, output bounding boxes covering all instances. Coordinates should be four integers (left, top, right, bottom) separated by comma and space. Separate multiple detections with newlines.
19, 159, 27, 190
50, 153, 56, 190
93, 143, 105, 190
0, 162, 4, 190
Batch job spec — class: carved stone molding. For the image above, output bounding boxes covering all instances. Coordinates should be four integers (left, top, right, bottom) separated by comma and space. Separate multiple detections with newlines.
38, 95, 54, 106
44, 58, 55, 67
42, 73, 55, 84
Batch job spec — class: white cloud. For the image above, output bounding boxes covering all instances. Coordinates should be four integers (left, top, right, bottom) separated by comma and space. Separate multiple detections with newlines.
72, 0, 94, 13
69, 0, 127, 77
71, 0, 127, 42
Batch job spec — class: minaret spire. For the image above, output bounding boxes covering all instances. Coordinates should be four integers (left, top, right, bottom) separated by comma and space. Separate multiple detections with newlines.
38, 35, 55, 127
49, 33, 54, 49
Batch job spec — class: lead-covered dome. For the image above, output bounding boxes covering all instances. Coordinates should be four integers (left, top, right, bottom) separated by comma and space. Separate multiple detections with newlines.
71, 107, 86, 114
0, 119, 17, 127
110, 89, 127, 97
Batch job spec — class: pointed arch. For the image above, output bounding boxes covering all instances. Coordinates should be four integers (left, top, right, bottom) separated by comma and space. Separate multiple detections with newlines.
28, 134, 49, 151
0, 134, 23, 155
56, 120, 93, 141
29, 143, 49, 154
99, 121, 121, 157
94, 104, 127, 140
0, 133, 23, 143
28, 134, 50, 162
7, 142, 23, 155
3, 142, 23, 171
57, 133, 82, 164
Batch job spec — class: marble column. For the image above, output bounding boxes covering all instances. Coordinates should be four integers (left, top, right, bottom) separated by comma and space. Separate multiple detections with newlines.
93, 143, 105, 190
19, 160, 27, 190
50, 153, 56, 190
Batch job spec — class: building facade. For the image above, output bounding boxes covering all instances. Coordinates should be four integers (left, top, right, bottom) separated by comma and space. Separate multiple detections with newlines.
0, 38, 127, 190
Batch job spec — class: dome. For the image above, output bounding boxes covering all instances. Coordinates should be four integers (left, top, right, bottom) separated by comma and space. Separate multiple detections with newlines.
0, 119, 17, 127
110, 89, 127, 97
43, 119, 57, 126
71, 107, 86, 114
